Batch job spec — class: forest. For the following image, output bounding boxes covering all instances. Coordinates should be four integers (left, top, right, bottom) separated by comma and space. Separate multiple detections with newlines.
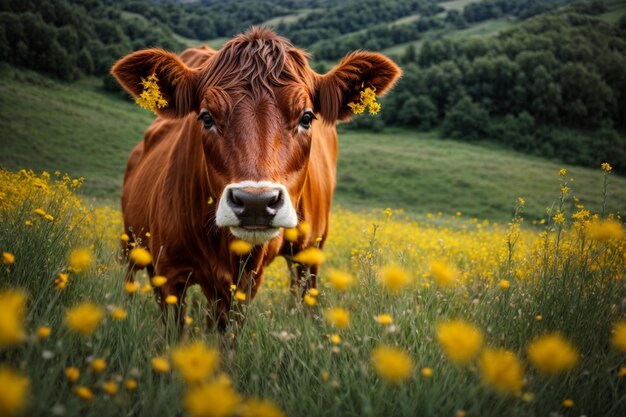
0, 0, 624, 172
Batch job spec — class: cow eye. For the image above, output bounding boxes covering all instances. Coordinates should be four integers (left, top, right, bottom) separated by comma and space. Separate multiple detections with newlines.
197, 111, 215, 130
299, 111, 316, 129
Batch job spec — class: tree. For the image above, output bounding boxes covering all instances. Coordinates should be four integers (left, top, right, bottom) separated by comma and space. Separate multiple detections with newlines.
442, 96, 490, 141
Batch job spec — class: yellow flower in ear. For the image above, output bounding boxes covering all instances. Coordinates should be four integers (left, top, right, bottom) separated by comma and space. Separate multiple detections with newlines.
136, 73, 168, 114
349, 87, 381, 115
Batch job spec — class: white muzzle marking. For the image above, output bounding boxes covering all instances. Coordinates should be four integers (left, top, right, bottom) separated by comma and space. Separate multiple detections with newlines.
215, 180, 298, 245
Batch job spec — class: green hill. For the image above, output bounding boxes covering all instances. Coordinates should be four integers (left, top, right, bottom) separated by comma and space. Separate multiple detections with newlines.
1, 65, 623, 221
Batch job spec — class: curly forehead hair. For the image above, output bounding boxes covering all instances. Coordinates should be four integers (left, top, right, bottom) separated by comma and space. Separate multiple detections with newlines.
197, 27, 314, 98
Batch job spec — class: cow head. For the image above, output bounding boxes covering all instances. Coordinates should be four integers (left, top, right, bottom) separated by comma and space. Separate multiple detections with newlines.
112, 28, 401, 245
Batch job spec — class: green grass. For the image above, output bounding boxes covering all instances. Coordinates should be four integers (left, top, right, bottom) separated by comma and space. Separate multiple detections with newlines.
599, 0, 626, 23
2, 164, 626, 417
439, 0, 478, 12
445, 18, 515, 39
0, 65, 152, 202
262, 8, 315, 27
1, 65, 624, 221
335, 129, 626, 221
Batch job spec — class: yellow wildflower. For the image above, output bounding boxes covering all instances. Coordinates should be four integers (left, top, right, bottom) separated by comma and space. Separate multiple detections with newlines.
374, 314, 393, 325
561, 186, 569, 195
184, 379, 240, 417
151, 356, 171, 373
284, 228, 299, 242
0, 289, 26, 347
36, 326, 51, 340
120, 233, 130, 242
151, 275, 167, 287
43, 214, 54, 221
618, 367, 626, 378
297, 221, 310, 235
329, 334, 341, 344
535, 315, 542, 321
136, 73, 168, 114
234, 291, 246, 302
327, 269, 354, 291
559, 168, 567, 176
527, 333, 579, 374
308, 288, 319, 297
124, 378, 138, 391
172, 341, 219, 384
611, 321, 626, 353
499, 279, 510, 289
111, 307, 127, 321
370, 346, 414, 384
65, 367, 80, 382
129, 247, 152, 267
421, 367, 433, 378
230, 240, 253, 256
91, 358, 106, 374
479, 348, 524, 395
69, 248, 92, 272
349, 87, 381, 115
430, 261, 457, 287
293, 247, 325, 266
65, 302, 103, 335
33, 208, 46, 217
165, 295, 178, 305
552, 211, 565, 225
102, 380, 118, 396
379, 265, 409, 294
347, 101, 365, 114
601, 162, 612, 172
0, 366, 30, 417
325, 307, 350, 329
141, 283, 153, 294
436, 320, 483, 365
1, 251, 15, 265
587, 219, 624, 242
73, 386, 94, 402
240, 398, 284, 417
54, 273, 69, 290
145, 232, 151, 238
562, 399, 574, 408
303, 294, 316, 306
185, 316, 193, 325
124, 281, 140, 294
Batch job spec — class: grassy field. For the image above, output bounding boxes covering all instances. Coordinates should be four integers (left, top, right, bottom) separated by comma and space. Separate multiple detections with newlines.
0, 65, 152, 200
2, 66, 624, 221
1, 153, 625, 417
262, 8, 314, 27
599, 0, 626, 23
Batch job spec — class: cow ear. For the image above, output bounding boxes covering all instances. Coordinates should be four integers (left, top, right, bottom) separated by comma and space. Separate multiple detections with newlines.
315, 51, 402, 123
111, 49, 199, 118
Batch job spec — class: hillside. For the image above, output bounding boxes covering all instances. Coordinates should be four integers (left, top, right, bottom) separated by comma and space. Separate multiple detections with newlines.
0, 65, 623, 221
2, 0, 626, 174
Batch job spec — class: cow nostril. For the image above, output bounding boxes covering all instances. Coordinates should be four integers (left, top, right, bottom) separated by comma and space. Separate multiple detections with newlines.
267, 191, 282, 210
228, 189, 244, 208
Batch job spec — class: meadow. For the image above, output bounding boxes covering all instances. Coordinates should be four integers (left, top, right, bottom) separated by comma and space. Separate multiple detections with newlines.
2, 0, 626, 415
2, 64, 625, 221
1, 151, 626, 417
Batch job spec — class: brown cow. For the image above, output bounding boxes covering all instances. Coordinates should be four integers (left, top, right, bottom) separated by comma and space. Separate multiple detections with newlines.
111, 27, 401, 330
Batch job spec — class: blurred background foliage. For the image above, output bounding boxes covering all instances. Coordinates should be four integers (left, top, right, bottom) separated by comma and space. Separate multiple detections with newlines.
0, 0, 625, 174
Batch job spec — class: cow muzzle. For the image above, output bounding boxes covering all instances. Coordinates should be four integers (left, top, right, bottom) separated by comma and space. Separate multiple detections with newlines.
215, 181, 298, 245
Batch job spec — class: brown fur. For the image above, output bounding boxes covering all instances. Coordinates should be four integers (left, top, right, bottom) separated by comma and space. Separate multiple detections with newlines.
111, 27, 401, 330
